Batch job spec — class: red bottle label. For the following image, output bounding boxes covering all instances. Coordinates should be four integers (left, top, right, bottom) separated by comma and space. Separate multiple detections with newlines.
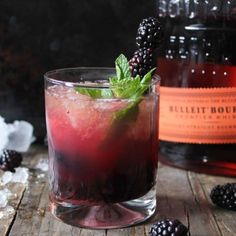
159, 86, 236, 144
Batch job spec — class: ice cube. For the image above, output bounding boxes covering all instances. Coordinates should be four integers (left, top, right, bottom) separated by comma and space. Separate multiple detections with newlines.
0, 206, 15, 219
36, 159, 48, 172
0, 116, 9, 154
0, 194, 7, 208
6, 121, 34, 152
1, 172, 13, 185
11, 167, 29, 184
0, 188, 12, 207
0, 167, 29, 185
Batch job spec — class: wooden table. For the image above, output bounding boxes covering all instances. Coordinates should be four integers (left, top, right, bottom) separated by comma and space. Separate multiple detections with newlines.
0, 145, 235, 236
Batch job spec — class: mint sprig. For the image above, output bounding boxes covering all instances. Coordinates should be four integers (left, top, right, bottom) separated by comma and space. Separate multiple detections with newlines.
110, 54, 155, 98
110, 54, 155, 122
75, 54, 155, 122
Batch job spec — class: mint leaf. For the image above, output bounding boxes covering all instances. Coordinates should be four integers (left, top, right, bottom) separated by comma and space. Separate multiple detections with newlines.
109, 56, 156, 124
113, 99, 140, 122
115, 54, 131, 80
129, 68, 156, 100
110, 76, 141, 99
110, 62, 156, 101
101, 89, 113, 98
75, 87, 100, 98
75, 87, 113, 99
141, 68, 156, 84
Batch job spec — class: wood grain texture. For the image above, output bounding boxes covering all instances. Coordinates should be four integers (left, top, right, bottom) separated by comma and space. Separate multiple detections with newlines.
0, 145, 235, 236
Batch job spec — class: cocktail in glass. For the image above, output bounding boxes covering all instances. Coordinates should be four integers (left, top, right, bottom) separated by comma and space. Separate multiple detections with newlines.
44, 68, 160, 229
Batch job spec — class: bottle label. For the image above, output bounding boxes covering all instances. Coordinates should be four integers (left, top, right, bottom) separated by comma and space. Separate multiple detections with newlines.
159, 87, 236, 144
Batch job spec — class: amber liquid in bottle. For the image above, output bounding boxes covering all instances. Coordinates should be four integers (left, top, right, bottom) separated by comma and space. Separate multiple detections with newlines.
156, 0, 236, 176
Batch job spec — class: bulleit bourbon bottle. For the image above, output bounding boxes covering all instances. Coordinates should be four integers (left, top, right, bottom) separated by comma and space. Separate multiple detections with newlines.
156, 0, 236, 176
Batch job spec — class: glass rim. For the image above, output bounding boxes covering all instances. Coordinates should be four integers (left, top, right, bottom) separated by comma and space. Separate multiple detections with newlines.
44, 67, 160, 89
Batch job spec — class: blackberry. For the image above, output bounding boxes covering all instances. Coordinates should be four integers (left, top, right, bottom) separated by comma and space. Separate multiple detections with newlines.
136, 17, 162, 50
0, 150, 22, 172
129, 48, 155, 77
210, 183, 236, 211
149, 219, 188, 236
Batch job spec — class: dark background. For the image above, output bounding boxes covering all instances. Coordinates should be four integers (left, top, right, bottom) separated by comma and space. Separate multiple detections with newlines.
0, 0, 155, 139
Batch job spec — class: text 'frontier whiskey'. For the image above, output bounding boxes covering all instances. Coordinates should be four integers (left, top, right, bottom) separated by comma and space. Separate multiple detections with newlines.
156, 0, 236, 176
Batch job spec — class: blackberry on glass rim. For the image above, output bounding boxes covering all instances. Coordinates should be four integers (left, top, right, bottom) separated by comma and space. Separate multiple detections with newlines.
129, 48, 154, 77
129, 17, 163, 78
136, 17, 162, 50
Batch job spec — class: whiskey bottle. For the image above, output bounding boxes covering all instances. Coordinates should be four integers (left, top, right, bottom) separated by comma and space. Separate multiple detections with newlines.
156, 0, 236, 176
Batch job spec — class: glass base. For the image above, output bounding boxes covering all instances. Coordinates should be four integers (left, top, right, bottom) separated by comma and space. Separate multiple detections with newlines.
50, 187, 156, 229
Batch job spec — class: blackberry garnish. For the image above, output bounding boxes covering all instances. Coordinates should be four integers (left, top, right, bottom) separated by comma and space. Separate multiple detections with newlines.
149, 219, 188, 236
136, 17, 162, 50
210, 183, 236, 211
129, 48, 154, 77
0, 150, 22, 172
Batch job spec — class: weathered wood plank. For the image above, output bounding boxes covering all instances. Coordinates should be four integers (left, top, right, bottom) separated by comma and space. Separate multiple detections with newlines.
0, 183, 25, 236
8, 150, 48, 236
153, 165, 221, 236
2, 145, 236, 236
